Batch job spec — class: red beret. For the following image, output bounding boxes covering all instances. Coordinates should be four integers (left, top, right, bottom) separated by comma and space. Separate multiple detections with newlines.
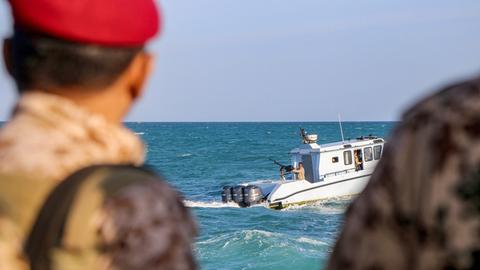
9, 0, 161, 47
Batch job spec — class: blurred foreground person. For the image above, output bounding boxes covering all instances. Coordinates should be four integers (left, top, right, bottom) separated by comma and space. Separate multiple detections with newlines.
0, 0, 196, 269
328, 76, 480, 270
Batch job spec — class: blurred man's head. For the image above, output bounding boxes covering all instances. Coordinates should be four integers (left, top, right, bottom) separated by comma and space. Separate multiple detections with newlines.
3, 0, 160, 123
299, 162, 303, 168
5, 30, 142, 93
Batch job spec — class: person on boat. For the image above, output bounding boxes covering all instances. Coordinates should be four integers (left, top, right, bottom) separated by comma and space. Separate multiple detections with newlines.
280, 166, 287, 180
327, 76, 480, 270
292, 162, 305, 180
0, 0, 197, 269
354, 151, 363, 171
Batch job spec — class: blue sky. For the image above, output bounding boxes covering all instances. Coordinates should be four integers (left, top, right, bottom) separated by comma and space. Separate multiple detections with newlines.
0, 0, 479, 121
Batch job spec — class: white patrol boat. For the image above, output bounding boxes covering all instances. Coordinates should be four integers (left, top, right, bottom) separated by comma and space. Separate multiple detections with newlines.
221, 129, 385, 209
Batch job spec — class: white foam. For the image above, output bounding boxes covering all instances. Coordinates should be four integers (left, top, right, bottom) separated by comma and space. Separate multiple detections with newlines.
280, 197, 352, 213
296, 237, 327, 246
196, 229, 328, 254
185, 197, 350, 212
244, 229, 281, 239
183, 200, 240, 208
197, 233, 233, 245
135, 132, 145, 135
282, 204, 346, 214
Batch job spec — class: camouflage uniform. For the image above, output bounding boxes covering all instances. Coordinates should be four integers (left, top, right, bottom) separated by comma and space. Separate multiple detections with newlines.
0, 92, 145, 181
0, 92, 196, 269
328, 76, 480, 270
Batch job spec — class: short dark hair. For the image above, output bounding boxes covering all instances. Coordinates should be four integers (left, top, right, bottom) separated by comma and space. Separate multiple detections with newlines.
10, 29, 141, 91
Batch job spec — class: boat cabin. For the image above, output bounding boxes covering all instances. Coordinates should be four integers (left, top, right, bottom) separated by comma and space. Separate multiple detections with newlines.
289, 135, 385, 182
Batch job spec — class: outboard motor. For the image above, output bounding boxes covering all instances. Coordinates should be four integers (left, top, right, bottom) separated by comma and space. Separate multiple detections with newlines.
232, 185, 245, 205
243, 185, 264, 206
221, 186, 233, 203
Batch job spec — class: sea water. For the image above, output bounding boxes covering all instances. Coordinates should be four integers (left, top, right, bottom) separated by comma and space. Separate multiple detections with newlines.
126, 122, 396, 270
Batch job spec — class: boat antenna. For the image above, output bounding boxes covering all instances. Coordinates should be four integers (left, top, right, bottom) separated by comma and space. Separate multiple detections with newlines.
338, 114, 345, 143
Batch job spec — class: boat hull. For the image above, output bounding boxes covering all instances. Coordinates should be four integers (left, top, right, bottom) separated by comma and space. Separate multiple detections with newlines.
267, 171, 371, 209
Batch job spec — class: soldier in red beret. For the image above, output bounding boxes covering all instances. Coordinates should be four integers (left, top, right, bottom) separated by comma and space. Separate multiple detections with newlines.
0, 0, 196, 269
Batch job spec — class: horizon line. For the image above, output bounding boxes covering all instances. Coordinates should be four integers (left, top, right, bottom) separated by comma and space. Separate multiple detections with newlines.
0, 120, 400, 123
123, 120, 399, 123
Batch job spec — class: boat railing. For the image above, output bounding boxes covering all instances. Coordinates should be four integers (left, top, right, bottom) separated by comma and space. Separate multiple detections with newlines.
322, 168, 357, 179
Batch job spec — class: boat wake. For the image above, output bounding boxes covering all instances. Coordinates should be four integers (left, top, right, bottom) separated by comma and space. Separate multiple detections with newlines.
183, 200, 240, 208
184, 198, 351, 213
280, 196, 353, 213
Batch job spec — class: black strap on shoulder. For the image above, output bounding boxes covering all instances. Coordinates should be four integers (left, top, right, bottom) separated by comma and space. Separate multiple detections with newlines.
24, 164, 156, 270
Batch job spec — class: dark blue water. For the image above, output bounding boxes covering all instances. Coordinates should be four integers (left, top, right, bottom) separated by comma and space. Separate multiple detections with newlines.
126, 122, 396, 270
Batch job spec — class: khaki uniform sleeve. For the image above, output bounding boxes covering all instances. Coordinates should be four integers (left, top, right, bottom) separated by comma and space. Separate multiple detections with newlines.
0, 217, 29, 270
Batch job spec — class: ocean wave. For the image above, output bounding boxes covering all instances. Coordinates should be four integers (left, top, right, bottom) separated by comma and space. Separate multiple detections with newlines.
296, 237, 328, 246
197, 229, 329, 251
135, 132, 145, 135
244, 229, 282, 240
197, 229, 284, 249
195, 229, 333, 269
183, 200, 240, 208
178, 153, 193, 157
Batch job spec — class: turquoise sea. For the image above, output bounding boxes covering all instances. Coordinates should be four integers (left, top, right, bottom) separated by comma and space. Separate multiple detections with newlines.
126, 122, 396, 270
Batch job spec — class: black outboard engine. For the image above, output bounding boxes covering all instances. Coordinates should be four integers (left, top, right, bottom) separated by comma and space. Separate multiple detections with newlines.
221, 186, 233, 203
232, 185, 245, 205
243, 185, 264, 206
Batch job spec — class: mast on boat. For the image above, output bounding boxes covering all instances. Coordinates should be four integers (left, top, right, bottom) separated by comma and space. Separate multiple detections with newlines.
338, 114, 345, 144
